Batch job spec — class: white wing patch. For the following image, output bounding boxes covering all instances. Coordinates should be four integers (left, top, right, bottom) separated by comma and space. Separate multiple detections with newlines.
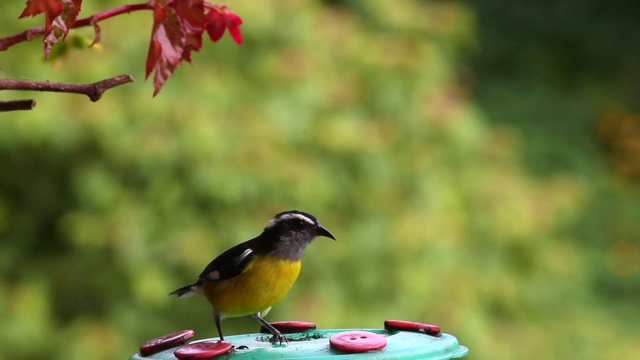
268, 213, 315, 228
233, 249, 253, 265
207, 270, 221, 280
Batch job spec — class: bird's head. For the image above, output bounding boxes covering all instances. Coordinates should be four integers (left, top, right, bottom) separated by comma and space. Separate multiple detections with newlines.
263, 210, 335, 259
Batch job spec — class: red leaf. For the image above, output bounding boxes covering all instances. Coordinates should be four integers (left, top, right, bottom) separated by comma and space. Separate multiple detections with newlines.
205, 6, 243, 45
144, 1, 242, 95
205, 10, 225, 42
225, 11, 243, 45
146, 38, 163, 80
19, 0, 63, 19
146, 0, 207, 96
174, 0, 205, 63
63, 0, 82, 27
19, 0, 83, 58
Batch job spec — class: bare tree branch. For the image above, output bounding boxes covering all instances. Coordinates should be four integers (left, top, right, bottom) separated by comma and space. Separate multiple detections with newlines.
0, 99, 37, 112
0, 74, 134, 112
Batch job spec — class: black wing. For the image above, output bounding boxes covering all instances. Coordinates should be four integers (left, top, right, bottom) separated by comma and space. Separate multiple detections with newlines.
198, 238, 260, 282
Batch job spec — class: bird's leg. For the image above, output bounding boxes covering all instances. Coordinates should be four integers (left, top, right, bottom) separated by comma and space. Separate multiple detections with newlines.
214, 310, 225, 341
251, 313, 285, 344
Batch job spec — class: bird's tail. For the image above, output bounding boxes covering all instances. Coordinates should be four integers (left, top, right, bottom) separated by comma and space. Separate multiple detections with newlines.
169, 283, 200, 298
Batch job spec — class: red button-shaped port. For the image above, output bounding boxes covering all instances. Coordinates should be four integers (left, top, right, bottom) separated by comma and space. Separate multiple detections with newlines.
174, 341, 232, 360
139, 330, 195, 356
330, 331, 387, 353
260, 321, 317, 334
384, 320, 441, 336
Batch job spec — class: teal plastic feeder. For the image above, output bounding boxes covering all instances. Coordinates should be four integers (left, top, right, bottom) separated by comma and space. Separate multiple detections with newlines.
131, 320, 468, 359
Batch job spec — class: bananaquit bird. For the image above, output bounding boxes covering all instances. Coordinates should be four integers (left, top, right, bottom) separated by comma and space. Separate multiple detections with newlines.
169, 210, 335, 343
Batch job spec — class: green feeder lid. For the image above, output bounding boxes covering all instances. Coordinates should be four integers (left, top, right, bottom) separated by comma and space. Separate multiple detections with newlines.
131, 320, 468, 359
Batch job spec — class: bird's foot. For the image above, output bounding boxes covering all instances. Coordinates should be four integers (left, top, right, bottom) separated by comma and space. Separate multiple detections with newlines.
269, 333, 288, 346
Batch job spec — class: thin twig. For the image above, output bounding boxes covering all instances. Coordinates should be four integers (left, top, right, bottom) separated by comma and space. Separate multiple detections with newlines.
0, 74, 134, 112
0, 99, 37, 112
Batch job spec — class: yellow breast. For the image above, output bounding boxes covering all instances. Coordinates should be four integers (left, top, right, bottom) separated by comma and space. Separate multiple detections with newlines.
201, 255, 302, 318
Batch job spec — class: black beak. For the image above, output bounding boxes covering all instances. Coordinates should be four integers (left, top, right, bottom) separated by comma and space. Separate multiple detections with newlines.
317, 224, 336, 240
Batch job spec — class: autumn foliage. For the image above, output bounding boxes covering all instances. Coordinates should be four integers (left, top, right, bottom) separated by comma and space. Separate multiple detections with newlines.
15, 0, 243, 95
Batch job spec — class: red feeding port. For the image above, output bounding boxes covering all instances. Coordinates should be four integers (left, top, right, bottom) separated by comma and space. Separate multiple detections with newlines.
174, 341, 233, 360
384, 320, 441, 336
329, 330, 387, 353
139, 330, 195, 357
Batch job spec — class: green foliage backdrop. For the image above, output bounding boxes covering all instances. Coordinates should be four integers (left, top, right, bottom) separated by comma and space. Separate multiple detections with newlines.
1, 1, 639, 359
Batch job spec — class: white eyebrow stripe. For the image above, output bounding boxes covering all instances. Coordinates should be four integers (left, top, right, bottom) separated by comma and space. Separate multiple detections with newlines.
268, 213, 315, 228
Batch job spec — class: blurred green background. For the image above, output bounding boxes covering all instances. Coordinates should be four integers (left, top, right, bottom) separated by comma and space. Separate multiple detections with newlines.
1, 0, 640, 359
